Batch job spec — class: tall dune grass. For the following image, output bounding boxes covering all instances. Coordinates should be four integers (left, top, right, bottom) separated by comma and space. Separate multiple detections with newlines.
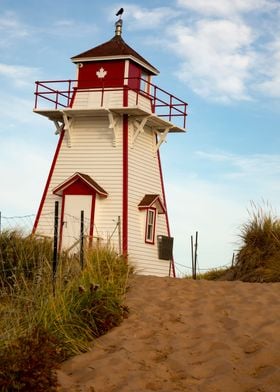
189, 203, 280, 282
0, 230, 131, 391
233, 204, 280, 282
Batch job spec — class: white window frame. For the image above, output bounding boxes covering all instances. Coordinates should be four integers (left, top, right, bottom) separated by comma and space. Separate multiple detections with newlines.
145, 208, 156, 244
140, 71, 150, 94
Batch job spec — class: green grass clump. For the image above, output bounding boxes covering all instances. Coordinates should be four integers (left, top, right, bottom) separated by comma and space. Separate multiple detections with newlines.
0, 230, 131, 391
233, 205, 280, 282
0, 230, 52, 288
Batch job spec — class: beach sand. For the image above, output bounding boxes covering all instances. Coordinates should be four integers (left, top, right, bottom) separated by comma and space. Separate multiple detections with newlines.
57, 275, 280, 392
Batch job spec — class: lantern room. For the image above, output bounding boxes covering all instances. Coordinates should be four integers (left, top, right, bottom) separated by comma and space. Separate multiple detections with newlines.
72, 19, 158, 92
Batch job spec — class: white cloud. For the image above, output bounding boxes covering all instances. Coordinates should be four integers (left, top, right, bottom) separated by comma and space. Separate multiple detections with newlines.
0, 63, 40, 87
0, 93, 48, 131
50, 19, 98, 38
0, 139, 51, 216
167, 20, 254, 102
0, 11, 29, 47
196, 150, 280, 180
176, 0, 277, 17
255, 38, 280, 98
119, 4, 180, 29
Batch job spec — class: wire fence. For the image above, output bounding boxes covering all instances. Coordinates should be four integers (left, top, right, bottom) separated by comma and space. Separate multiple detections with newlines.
0, 209, 121, 293
174, 260, 233, 278
0, 212, 120, 251
1, 212, 235, 280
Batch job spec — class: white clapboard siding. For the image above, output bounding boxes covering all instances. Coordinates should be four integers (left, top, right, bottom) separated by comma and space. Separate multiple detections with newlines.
72, 89, 152, 112
127, 122, 170, 276
36, 116, 123, 247
127, 91, 152, 113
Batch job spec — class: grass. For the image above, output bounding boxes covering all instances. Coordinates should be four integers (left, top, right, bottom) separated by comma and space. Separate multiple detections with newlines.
0, 230, 131, 391
193, 203, 280, 283
233, 203, 280, 282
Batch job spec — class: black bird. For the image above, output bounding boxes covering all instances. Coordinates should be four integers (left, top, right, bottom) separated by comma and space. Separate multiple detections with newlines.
116, 8, 124, 17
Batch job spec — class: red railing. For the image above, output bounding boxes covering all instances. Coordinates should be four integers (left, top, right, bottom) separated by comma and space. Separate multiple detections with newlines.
34, 78, 188, 128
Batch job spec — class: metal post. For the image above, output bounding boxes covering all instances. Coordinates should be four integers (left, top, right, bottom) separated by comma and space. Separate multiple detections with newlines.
191, 235, 194, 278
52, 201, 59, 294
117, 215, 121, 255
194, 231, 198, 280
80, 210, 84, 270
231, 252, 235, 267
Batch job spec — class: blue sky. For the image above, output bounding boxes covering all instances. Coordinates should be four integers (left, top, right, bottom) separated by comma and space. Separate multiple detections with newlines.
1, 0, 280, 275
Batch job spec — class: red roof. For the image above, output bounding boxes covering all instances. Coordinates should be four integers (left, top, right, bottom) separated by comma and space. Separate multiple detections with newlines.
138, 194, 166, 214
71, 34, 159, 75
53, 172, 108, 197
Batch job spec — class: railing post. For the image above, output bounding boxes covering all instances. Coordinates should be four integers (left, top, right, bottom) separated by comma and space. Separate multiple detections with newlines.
152, 85, 156, 113
34, 82, 39, 109
68, 80, 71, 106
101, 80, 105, 107
55, 91, 58, 109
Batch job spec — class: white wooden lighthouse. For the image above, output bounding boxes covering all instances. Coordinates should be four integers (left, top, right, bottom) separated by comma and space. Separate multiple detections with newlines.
32, 17, 187, 277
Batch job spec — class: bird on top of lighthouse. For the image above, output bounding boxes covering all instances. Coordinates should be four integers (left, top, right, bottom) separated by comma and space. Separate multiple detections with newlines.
116, 8, 124, 18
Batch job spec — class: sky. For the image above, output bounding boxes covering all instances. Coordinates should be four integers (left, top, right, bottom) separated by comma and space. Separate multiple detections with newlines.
0, 0, 280, 276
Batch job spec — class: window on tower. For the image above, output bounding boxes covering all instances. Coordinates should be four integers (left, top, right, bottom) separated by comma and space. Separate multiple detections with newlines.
140, 71, 150, 94
145, 208, 156, 244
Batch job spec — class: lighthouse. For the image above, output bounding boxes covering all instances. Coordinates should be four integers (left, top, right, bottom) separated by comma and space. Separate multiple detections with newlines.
32, 17, 187, 277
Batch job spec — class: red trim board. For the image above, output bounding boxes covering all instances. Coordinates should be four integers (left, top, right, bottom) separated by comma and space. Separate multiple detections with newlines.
32, 130, 65, 233
122, 114, 128, 255
157, 148, 176, 278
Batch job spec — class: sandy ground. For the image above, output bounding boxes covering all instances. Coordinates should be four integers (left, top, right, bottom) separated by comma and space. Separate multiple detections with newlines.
57, 275, 280, 392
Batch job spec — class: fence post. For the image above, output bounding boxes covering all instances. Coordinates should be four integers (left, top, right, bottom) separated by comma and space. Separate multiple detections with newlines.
191, 235, 194, 278
191, 231, 198, 280
118, 215, 121, 255
194, 231, 198, 280
80, 210, 84, 270
52, 201, 59, 294
231, 252, 235, 267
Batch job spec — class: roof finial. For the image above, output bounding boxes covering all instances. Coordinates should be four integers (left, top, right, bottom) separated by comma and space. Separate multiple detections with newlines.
115, 8, 124, 36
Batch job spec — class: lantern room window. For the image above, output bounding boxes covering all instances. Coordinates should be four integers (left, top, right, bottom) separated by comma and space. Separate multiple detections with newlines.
140, 71, 150, 94
145, 208, 156, 244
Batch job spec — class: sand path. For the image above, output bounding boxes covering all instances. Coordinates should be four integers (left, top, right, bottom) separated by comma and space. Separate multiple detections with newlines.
57, 275, 280, 392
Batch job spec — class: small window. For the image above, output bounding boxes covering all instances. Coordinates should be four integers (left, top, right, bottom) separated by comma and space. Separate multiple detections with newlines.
145, 208, 156, 244
140, 71, 150, 94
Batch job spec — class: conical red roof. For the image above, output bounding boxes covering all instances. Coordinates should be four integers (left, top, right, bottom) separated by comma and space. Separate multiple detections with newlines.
71, 34, 159, 75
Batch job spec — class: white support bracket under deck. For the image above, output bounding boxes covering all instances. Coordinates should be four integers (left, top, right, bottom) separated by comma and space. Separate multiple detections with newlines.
52, 120, 64, 135
107, 110, 121, 147
62, 112, 74, 147
154, 127, 171, 152
131, 116, 150, 148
